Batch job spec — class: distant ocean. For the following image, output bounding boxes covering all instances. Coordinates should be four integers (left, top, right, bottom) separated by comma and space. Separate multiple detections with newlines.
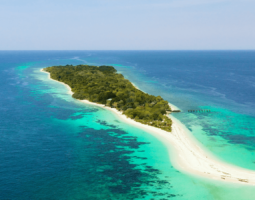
1, 51, 255, 200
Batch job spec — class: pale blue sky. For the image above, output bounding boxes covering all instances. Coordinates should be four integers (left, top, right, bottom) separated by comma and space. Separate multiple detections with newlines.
1, 0, 255, 50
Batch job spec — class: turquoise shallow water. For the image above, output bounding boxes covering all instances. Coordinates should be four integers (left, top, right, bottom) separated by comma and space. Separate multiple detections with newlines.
1, 51, 255, 199
105, 52, 255, 171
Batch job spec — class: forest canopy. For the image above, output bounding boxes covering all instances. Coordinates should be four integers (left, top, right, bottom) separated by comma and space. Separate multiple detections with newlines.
44, 64, 172, 132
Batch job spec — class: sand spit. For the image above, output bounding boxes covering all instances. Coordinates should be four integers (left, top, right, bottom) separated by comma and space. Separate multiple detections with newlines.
41, 68, 255, 185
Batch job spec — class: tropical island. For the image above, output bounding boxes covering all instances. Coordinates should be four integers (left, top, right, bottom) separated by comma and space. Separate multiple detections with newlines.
43, 65, 172, 132
41, 64, 255, 185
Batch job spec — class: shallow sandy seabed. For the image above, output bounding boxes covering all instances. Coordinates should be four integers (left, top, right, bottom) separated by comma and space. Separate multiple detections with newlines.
41, 68, 255, 185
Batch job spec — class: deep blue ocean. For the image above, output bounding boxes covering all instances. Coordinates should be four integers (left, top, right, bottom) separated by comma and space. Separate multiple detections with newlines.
1, 51, 255, 200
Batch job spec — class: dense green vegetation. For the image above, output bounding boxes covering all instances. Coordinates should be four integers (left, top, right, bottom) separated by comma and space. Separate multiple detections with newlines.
44, 65, 172, 132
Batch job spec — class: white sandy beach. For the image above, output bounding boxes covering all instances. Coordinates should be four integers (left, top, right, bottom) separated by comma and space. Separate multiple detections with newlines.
41, 68, 255, 185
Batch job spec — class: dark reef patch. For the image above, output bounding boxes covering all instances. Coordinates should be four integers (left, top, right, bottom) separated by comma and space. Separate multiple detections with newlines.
76, 126, 181, 199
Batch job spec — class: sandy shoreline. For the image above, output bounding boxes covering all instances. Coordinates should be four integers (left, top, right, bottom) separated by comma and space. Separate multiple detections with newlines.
41, 68, 255, 185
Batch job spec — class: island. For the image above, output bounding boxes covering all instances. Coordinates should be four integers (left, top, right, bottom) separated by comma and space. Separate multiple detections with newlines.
41, 64, 255, 185
43, 64, 172, 132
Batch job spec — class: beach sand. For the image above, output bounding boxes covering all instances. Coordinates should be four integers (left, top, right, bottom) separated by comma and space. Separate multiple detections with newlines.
41, 68, 255, 185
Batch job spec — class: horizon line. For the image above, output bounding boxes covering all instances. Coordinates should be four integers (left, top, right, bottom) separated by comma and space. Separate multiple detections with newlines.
0, 49, 255, 51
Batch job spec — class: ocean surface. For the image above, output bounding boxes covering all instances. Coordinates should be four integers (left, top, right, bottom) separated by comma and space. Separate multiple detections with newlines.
0, 51, 255, 200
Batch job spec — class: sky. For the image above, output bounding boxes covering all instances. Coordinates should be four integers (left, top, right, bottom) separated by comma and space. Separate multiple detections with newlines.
0, 0, 255, 50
